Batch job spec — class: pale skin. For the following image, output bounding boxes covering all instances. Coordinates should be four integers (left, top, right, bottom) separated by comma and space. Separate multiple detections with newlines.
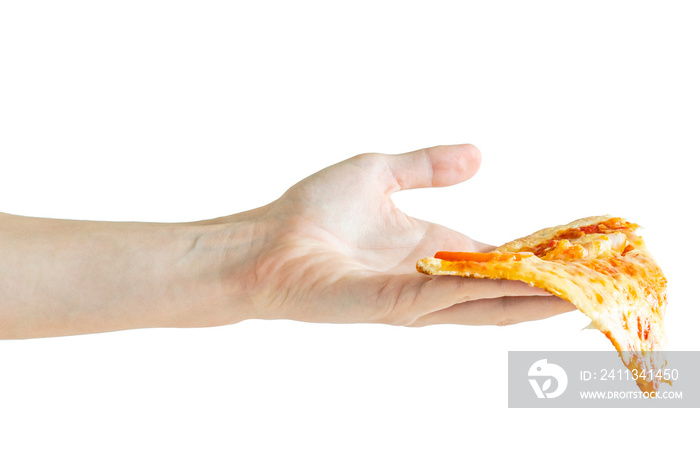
0, 144, 574, 339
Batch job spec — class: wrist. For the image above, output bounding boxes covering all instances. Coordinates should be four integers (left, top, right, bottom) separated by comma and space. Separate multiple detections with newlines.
178, 208, 273, 327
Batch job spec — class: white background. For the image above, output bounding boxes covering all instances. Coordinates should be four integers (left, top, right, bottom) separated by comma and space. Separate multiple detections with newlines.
1, 1, 698, 464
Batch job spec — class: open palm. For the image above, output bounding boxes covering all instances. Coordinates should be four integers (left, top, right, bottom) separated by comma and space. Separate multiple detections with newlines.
246, 144, 574, 326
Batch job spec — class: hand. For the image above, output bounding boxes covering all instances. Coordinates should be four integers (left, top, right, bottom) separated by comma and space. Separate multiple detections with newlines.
0, 144, 574, 339
231, 144, 575, 326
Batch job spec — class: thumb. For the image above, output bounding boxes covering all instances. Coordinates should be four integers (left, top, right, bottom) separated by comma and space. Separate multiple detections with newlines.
383, 144, 482, 193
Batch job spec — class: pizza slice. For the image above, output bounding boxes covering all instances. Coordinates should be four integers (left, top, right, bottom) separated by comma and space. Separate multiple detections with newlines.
416, 215, 668, 393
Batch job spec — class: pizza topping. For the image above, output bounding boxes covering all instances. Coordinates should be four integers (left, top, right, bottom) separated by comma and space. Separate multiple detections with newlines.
529, 218, 637, 257
567, 217, 638, 236
433, 251, 534, 262
539, 232, 629, 261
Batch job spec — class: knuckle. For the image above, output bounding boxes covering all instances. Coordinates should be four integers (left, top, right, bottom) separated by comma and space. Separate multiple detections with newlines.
351, 152, 383, 169
348, 153, 395, 188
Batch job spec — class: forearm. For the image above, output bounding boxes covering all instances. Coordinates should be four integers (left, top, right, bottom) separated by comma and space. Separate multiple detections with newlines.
0, 212, 260, 339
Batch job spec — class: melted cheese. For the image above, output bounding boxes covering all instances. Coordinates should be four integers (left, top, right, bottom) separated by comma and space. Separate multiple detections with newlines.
540, 232, 627, 261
